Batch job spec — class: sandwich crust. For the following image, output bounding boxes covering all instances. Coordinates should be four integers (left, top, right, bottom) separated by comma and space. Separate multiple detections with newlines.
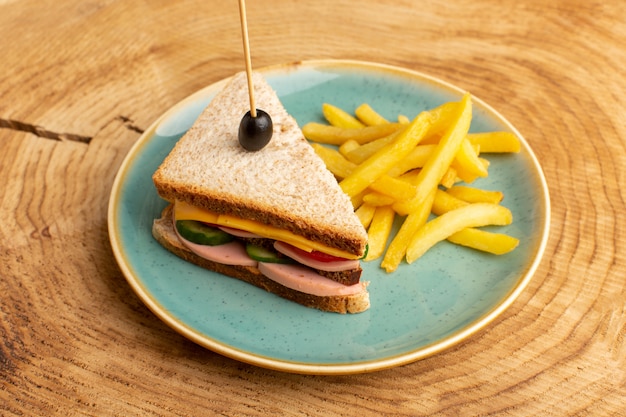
152, 71, 367, 257
152, 206, 370, 314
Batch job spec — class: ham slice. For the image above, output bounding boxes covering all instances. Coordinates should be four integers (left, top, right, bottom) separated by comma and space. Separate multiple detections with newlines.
173, 215, 364, 297
273, 241, 360, 272
258, 263, 365, 297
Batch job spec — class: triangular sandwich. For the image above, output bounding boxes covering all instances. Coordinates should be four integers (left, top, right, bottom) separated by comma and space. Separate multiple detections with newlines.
152, 71, 369, 313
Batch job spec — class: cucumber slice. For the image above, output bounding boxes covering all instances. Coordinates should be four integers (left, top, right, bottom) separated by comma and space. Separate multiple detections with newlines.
246, 243, 294, 264
361, 243, 369, 260
175, 220, 235, 246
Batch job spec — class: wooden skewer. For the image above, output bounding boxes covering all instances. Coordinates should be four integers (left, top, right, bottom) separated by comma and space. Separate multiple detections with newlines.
238, 0, 257, 118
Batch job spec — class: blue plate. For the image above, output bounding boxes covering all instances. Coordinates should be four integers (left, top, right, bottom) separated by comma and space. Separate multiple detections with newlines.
108, 60, 550, 374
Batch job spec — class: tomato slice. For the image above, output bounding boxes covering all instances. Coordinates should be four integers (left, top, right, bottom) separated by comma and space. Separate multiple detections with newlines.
283, 243, 349, 263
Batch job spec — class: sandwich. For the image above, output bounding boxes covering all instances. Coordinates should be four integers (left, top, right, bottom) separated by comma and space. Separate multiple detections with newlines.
151, 71, 370, 314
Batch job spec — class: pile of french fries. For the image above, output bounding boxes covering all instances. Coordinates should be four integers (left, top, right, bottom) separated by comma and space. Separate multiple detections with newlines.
302, 95, 522, 273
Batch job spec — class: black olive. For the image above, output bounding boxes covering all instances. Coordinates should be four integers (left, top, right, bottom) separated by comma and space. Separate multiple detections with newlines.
238, 109, 273, 151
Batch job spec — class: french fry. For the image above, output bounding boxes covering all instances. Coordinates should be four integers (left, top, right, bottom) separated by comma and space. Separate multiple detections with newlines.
370, 175, 417, 200
397, 169, 422, 182
346, 129, 402, 164
302, 122, 402, 145
350, 190, 365, 209
431, 190, 515, 254
394, 176, 453, 216
363, 192, 396, 207
339, 112, 431, 197
418, 134, 442, 146
401, 93, 472, 211
312, 144, 416, 200
355, 203, 376, 228
451, 137, 488, 182
395, 169, 423, 192
381, 189, 436, 273
343, 132, 399, 164
426, 101, 461, 138
431, 189, 468, 215
355, 103, 389, 126
439, 166, 458, 189
344, 101, 459, 166
390, 95, 471, 215
311, 143, 353, 179
365, 206, 396, 261
339, 139, 360, 157
398, 115, 410, 124
451, 158, 490, 185
392, 169, 434, 216
447, 227, 519, 255
398, 102, 459, 145
467, 132, 521, 153
450, 163, 479, 184
405, 203, 513, 263
323, 103, 365, 129
413, 101, 459, 146
386, 144, 436, 177
446, 185, 504, 204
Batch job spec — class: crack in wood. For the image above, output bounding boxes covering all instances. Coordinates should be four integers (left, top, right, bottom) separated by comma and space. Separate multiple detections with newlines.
0, 118, 92, 144
1, 115, 145, 145
115, 116, 145, 134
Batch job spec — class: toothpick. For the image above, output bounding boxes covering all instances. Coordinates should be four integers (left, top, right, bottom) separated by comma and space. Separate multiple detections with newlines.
238, 0, 256, 118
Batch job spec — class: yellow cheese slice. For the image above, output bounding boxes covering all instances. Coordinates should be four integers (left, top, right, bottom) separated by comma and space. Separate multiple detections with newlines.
173, 200, 360, 260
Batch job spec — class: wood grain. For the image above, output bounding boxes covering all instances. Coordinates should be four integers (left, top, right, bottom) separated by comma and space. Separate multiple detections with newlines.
1, 0, 625, 415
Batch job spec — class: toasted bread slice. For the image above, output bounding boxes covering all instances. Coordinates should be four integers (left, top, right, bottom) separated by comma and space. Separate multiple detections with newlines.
152, 206, 370, 314
152, 71, 367, 257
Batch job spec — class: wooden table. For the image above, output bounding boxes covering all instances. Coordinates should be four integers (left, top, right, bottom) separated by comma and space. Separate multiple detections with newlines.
2, 0, 624, 415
